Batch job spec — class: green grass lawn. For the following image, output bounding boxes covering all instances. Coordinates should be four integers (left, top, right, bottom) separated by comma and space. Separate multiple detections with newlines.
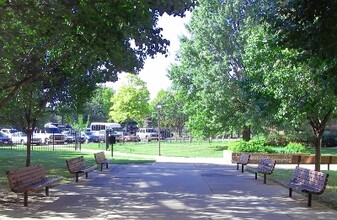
85, 139, 231, 157
0, 148, 155, 188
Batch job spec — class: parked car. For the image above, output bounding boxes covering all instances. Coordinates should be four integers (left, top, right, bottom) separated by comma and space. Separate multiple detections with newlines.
76, 132, 86, 143
11, 132, 43, 145
63, 132, 76, 143
160, 129, 174, 139
136, 128, 159, 141
0, 131, 12, 145
1, 128, 18, 138
63, 130, 86, 144
98, 130, 106, 142
34, 123, 65, 145
82, 131, 99, 143
122, 132, 140, 142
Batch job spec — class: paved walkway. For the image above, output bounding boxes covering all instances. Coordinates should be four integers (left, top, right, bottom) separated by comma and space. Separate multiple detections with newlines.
1, 156, 337, 219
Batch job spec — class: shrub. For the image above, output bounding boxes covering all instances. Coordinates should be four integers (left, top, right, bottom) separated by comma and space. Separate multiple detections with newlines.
265, 131, 314, 147
265, 132, 290, 146
229, 138, 270, 153
228, 138, 307, 154
284, 142, 307, 153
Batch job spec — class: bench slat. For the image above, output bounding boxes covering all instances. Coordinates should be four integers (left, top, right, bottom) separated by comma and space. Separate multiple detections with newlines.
286, 166, 329, 206
233, 153, 250, 173
13, 177, 62, 193
247, 158, 276, 184
94, 152, 113, 171
6, 165, 62, 206
66, 156, 96, 182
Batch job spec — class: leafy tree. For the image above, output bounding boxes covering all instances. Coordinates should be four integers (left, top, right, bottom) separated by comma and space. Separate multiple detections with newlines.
109, 74, 150, 128
0, 83, 52, 166
169, 0, 256, 139
244, 1, 337, 171
151, 89, 188, 137
83, 86, 114, 122
0, 1, 195, 166
0, 0, 196, 109
70, 114, 90, 131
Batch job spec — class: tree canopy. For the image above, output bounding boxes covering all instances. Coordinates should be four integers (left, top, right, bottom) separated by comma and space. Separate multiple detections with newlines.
0, 0, 195, 166
151, 89, 187, 136
169, 0, 255, 138
0, 0, 196, 109
169, 0, 337, 171
109, 74, 150, 126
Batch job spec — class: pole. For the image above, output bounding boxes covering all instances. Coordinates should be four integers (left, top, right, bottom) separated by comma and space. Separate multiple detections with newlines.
158, 109, 161, 156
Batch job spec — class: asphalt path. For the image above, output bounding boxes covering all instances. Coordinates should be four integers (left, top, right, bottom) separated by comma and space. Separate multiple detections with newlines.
1, 156, 337, 220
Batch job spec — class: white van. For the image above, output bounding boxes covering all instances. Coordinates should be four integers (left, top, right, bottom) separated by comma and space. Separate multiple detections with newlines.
136, 128, 159, 141
89, 122, 122, 142
90, 122, 121, 134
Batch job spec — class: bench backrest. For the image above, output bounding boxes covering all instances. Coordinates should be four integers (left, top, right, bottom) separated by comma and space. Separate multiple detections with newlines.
94, 152, 106, 163
292, 166, 329, 193
239, 153, 250, 164
257, 158, 276, 174
66, 156, 86, 173
7, 165, 46, 190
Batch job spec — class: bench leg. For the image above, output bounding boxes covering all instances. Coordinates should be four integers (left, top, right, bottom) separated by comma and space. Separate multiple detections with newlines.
86, 172, 89, 178
289, 188, 292, 197
24, 191, 28, 207
75, 173, 79, 182
106, 163, 108, 169
241, 165, 244, 173
308, 193, 312, 207
45, 186, 50, 196
254, 173, 257, 180
237, 163, 239, 170
263, 174, 266, 184
100, 164, 103, 171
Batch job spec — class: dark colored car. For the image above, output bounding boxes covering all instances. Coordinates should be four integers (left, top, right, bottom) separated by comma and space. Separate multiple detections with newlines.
83, 131, 100, 143
64, 133, 76, 143
0, 131, 13, 145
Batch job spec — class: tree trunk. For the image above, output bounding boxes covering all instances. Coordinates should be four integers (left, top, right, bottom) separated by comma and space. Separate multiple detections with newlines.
25, 119, 37, 167
313, 134, 322, 172
309, 110, 332, 171
242, 125, 251, 141
26, 129, 33, 167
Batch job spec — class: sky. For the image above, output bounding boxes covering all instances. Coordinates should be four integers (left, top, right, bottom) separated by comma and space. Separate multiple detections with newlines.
110, 13, 190, 100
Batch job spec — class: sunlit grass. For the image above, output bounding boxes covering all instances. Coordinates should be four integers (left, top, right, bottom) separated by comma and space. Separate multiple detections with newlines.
0, 149, 154, 188
84, 139, 232, 158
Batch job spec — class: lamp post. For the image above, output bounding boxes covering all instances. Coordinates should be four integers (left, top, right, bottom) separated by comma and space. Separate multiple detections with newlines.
156, 103, 162, 156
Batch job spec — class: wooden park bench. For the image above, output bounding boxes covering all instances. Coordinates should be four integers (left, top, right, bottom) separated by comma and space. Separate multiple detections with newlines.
247, 158, 276, 184
6, 165, 62, 206
94, 151, 113, 171
284, 166, 329, 207
233, 153, 250, 173
66, 156, 97, 182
